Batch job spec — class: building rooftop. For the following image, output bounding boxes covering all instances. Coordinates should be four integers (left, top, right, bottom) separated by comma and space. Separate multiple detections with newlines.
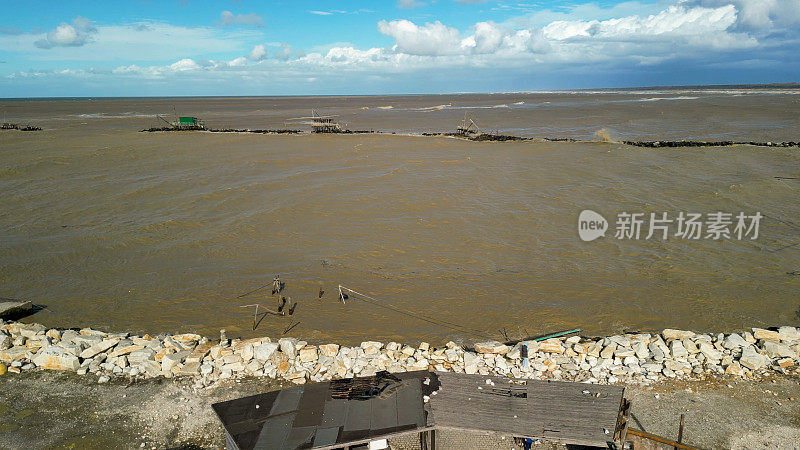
212, 370, 627, 450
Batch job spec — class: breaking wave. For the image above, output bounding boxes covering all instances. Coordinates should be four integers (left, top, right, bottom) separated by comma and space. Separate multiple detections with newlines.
639, 96, 700, 102
71, 112, 154, 119
594, 128, 615, 143
417, 104, 451, 111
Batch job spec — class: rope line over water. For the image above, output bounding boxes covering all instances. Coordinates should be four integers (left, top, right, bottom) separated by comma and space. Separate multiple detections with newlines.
338, 285, 496, 340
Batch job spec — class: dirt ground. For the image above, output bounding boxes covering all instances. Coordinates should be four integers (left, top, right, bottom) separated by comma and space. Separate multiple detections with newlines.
0, 371, 798, 449
626, 376, 800, 449
0, 372, 287, 450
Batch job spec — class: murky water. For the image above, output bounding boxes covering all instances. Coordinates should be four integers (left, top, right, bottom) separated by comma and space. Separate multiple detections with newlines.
1, 90, 799, 344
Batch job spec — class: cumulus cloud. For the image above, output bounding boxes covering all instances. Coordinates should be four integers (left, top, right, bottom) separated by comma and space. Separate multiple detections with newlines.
98, 0, 781, 81
249, 44, 268, 60
378, 20, 463, 55
373, 19, 544, 58
219, 11, 263, 27
276, 43, 293, 61
34, 16, 96, 49
247, 42, 295, 61
461, 21, 505, 53
169, 58, 202, 71
541, 5, 739, 40
378, 2, 759, 62
686, 0, 800, 31
6, 0, 799, 96
1, 21, 259, 62
110, 54, 258, 79
228, 56, 248, 67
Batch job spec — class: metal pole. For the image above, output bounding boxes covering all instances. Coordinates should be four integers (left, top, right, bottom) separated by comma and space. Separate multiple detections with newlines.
533, 329, 581, 342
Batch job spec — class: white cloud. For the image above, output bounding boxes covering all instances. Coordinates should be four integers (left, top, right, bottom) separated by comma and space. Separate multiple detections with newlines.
686, 0, 800, 31
541, 5, 739, 39
109, 55, 258, 79
43, 0, 770, 82
247, 42, 295, 61
228, 56, 248, 67
378, 3, 757, 62
397, 0, 426, 8
276, 43, 293, 61
378, 20, 464, 55
3, 22, 258, 62
506, 2, 664, 28
461, 22, 505, 53
170, 58, 201, 71
219, 11, 263, 27
35, 16, 96, 49
308, 9, 366, 15
4, 0, 798, 95
72, 17, 95, 33
249, 44, 267, 60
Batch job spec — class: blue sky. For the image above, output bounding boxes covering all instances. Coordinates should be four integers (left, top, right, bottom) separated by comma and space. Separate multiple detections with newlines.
1, 0, 798, 97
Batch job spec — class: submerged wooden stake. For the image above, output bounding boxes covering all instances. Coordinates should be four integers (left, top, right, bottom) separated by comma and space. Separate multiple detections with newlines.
239, 303, 289, 330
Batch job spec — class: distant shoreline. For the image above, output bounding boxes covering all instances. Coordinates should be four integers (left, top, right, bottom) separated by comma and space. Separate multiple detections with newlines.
2, 82, 799, 101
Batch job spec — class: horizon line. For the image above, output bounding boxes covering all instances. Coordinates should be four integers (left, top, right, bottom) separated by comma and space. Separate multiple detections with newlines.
2, 82, 799, 101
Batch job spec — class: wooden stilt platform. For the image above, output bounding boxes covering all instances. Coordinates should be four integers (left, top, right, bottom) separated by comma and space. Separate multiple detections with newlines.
427, 372, 626, 447
213, 370, 628, 449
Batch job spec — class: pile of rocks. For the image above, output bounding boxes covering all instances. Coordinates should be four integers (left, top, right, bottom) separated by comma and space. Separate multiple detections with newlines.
1, 320, 798, 387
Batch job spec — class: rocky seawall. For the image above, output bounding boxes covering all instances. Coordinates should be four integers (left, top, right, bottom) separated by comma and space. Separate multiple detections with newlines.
1, 320, 798, 387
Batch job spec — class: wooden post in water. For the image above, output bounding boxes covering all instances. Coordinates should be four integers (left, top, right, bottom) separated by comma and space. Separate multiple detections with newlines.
272, 275, 281, 295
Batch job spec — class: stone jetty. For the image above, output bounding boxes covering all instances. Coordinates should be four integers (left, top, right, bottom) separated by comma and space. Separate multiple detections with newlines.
1, 320, 798, 388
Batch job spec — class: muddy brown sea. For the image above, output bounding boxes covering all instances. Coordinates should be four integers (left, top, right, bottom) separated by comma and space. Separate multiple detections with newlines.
1, 90, 799, 343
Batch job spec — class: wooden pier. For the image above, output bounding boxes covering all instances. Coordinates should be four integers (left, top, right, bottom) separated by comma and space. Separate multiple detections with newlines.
428, 372, 626, 447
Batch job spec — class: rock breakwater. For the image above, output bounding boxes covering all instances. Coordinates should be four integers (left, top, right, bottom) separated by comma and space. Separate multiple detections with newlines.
623, 140, 799, 148
1, 321, 798, 388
